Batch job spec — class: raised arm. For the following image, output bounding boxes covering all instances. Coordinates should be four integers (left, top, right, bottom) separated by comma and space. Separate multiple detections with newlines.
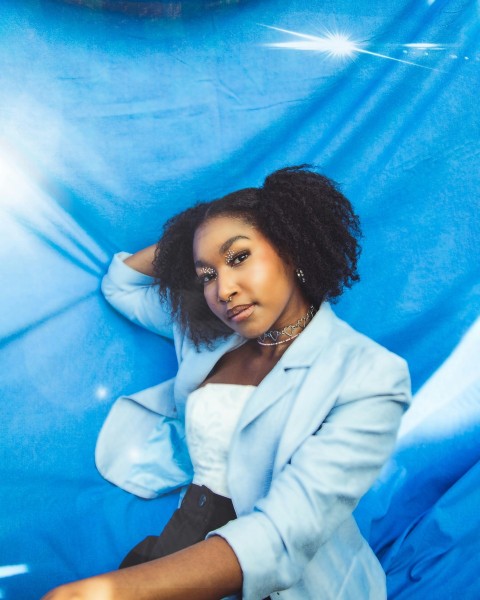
123, 243, 157, 276
101, 247, 174, 340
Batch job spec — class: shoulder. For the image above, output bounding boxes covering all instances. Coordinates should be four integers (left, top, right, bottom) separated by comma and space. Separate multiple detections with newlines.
291, 302, 408, 373
324, 308, 411, 403
331, 310, 407, 367
292, 303, 410, 404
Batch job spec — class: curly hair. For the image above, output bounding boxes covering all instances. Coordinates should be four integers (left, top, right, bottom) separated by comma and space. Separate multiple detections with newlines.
152, 165, 361, 348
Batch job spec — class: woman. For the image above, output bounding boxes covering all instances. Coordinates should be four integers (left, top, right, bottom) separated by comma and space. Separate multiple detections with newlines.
43, 166, 411, 600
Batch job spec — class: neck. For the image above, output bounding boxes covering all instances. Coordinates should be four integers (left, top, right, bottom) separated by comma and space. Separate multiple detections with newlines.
245, 337, 292, 361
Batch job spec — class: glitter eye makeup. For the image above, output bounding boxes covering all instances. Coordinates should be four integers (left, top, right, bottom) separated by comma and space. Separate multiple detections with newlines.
197, 266, 216, 283
200, 267, 216, 277
225, 250, 236, 265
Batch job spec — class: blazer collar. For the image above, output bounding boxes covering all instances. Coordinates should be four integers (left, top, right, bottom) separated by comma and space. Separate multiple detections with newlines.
236, 302, 337, 430
175, 302, 336, 423
276, 302, 337, 369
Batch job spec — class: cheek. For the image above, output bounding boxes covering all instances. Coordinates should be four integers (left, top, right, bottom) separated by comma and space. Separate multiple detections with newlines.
251, 262, 287, 290
203, 287, 218, 312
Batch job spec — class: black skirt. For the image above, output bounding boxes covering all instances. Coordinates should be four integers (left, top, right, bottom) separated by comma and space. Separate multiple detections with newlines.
119, 483, 237, 568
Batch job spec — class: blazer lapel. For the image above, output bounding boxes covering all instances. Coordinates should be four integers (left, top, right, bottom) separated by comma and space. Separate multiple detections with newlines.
236, 364, 300, 431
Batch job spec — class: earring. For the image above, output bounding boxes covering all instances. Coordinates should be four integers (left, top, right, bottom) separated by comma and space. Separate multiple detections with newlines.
296, 268, 306, 284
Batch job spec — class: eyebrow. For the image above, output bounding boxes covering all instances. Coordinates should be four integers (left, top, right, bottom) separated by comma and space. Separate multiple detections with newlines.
219, 235, 250, 254
194, 235, 250, 267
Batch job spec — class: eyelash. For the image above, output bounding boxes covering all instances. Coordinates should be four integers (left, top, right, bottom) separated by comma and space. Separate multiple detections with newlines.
226, 250, 249, 267
197, 251, 250, 285
197, 268, 216, 285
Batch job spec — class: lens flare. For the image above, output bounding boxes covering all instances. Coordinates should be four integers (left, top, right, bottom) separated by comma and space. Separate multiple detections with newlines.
324, 32, 358, 57
262, 25, 449, 71
95, 385, 109, 400
0, 564, 29, 578
265, 26, 359, 58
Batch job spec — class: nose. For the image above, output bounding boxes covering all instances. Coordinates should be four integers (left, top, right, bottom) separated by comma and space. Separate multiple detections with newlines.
216, 269, 237, 304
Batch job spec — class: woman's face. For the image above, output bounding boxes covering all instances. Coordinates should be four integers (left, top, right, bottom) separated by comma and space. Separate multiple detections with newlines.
193, 215, 310, 339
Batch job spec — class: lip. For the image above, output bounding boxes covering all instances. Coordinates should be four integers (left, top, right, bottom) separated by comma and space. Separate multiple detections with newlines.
227, 304, 255, 322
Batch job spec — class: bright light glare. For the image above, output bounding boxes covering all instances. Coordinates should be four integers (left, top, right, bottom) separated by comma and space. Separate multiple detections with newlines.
264, 26, 360, 58
404, 43, 444, 50
0, 146, 36, 210
0, 564, 29, 579
324, 33, 357, 57
263, 25, 444, 71
95, 385, 109, 400
0, 152, 21, 195
267, 33, 358, 57
127, 445, 142, 462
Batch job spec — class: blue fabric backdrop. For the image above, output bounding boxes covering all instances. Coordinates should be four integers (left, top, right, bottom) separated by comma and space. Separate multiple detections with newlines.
0, 0, 479, 598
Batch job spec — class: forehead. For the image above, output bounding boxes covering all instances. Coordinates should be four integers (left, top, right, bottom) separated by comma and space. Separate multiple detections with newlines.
193, 215, 260, 257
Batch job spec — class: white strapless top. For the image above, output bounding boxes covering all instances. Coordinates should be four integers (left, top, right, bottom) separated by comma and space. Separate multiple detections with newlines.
185, 383, 256, 498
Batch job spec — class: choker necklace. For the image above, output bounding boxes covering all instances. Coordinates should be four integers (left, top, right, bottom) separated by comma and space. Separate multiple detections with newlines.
257, 305, 316, 346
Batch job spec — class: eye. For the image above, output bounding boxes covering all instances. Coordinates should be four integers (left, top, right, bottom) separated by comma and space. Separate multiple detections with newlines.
226, 250, 250, 266
197, 267, 217, 285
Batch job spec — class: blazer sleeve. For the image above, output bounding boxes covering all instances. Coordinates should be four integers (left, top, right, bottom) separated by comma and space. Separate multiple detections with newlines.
207, 350, 411, 599
101, 251, 175, 340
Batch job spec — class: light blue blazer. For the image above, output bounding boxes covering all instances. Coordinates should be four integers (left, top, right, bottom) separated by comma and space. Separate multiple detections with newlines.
96, 253, 411, 600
